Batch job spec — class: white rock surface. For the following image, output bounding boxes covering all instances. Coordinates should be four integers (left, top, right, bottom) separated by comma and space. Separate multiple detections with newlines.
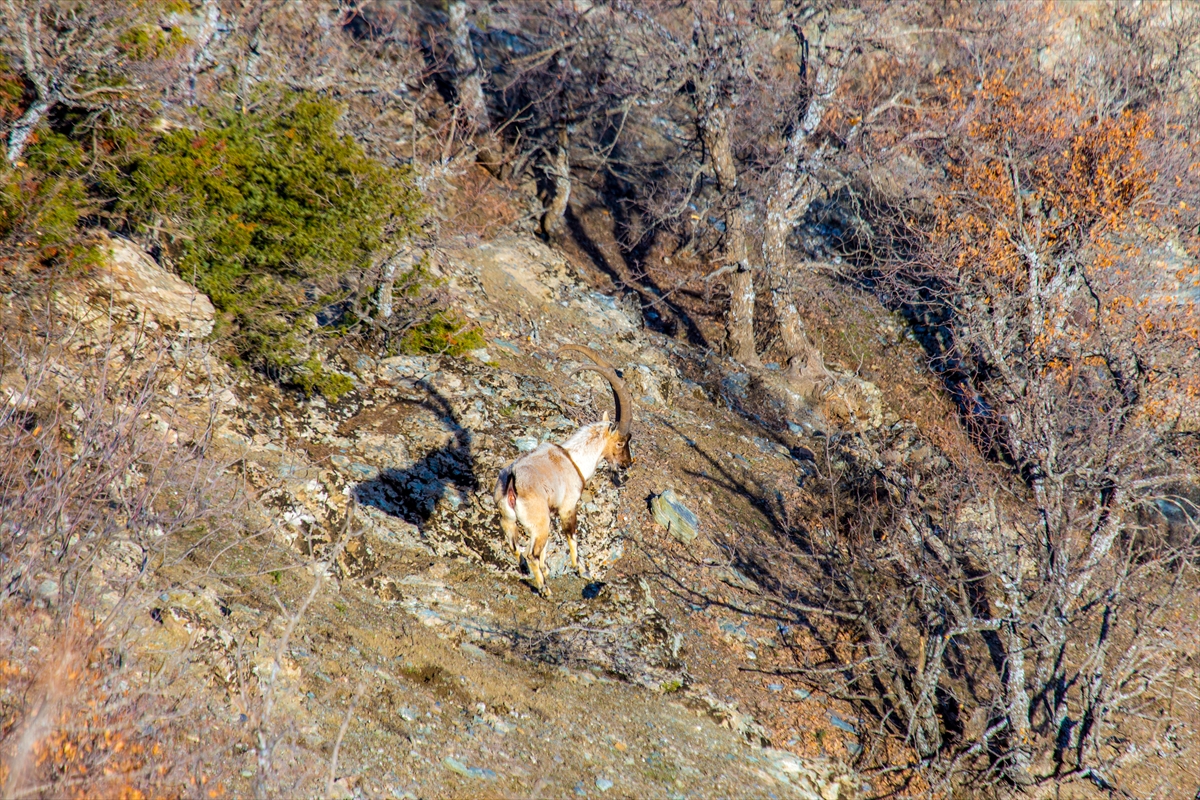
82, 232, 216, 338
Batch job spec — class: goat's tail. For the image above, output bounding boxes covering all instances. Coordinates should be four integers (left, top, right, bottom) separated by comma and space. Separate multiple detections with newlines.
502, 469, 517, 510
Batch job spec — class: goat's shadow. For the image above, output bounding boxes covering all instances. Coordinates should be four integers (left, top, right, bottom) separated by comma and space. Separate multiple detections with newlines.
352, 380, 478, 528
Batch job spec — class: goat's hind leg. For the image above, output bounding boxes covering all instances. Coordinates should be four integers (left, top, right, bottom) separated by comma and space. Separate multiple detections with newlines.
523, 503, 553, 598
499, 512, 521, 564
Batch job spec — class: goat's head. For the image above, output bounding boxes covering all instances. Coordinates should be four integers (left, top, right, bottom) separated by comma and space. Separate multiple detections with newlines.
558, 345, 635, 470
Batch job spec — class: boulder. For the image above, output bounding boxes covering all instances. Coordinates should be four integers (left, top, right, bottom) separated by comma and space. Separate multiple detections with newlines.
651, 488, 699, 543
84, 232, 215, 338
821, 372, 884, 433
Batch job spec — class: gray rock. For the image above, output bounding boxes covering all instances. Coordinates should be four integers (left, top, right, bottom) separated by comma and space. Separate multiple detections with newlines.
460, 641, 488, 660
721, 372, 750, 402
468, 348, 494, 363
442, 756, 497, 780
716, 566, 761, 594
595, 777, 614, 792
759, 748, 859, 799
828, 713, 858, 734
350, 462, 379, 480
513, 435, 539, 452
651, 489, 698, 543
88, 232, 216, 338
36, 579, 58, 605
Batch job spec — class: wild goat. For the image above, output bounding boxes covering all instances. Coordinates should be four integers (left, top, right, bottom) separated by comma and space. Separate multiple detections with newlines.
494, 345, 633, 597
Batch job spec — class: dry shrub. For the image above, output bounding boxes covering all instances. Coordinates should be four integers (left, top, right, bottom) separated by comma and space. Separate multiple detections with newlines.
810, 5, 1200, 792
0, 293, 241, 798
440, 163, 526, 241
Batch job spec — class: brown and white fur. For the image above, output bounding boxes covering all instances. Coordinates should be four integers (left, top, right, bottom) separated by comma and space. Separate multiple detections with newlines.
494, 345, 633, 597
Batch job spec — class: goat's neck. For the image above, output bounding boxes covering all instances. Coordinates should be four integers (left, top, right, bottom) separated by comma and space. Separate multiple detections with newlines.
559, 422, 610, 482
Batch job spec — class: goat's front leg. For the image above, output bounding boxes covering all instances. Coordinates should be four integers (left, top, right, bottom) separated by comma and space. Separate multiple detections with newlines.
561, 503, 588, 578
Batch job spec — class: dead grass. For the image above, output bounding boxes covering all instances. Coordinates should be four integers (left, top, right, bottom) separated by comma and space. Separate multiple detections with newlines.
0, 284, 249, 798
440, 164, 528, 241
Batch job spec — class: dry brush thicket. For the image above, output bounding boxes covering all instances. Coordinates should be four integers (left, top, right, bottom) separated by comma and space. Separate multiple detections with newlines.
3, 0, 1200, 797
468, 0, 1200, 792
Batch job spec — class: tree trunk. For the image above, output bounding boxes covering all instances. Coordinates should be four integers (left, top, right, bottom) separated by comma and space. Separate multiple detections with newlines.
447, 1, 487, 133
541, 129, 570, 238
5, 0, 53, 166
758, 28, 844, 393
181, 0, 221, 103
700, 102, 758, 366
377, 259, 397, 321
763, 173, 831, 399
726, 268, 757, 364
376, 246, 414, 322
6, 97, 51, 165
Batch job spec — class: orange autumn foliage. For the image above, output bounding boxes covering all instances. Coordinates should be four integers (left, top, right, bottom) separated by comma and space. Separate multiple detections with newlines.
917, 61, 1199, 435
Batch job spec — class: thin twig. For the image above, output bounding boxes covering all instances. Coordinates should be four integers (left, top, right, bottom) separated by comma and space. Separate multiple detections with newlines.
326, 677, 368, 799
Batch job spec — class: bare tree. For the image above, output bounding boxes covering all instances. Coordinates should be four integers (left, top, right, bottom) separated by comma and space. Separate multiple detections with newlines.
0, 0, 185, 164
447, 0, 488, 133
770, 3, 1200, 791
486, 1, 889, 375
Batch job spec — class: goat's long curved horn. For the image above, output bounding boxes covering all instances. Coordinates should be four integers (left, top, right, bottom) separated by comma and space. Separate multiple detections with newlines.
556, 344, 614, 370
573, 364, 633, 440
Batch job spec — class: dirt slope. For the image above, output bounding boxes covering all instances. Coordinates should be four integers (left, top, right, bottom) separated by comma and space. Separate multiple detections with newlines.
13, 230, 955, 798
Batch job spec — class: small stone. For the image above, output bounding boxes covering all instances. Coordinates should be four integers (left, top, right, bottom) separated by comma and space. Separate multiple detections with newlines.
460, 642, 488, 660
468, 348, 494, 363
828, 713, 858, 734
595, 777, 614, 792
443, 757, 471, 777
513, 435, 539, 452
762, 748, 804, 775
350, 462, 379, 479
767, 683, 783, 692
443, 756, 497, 780
650, 489, 698, 543
716, 566, 761, 594
330, 454, 351, 469
36, 579, 58, 605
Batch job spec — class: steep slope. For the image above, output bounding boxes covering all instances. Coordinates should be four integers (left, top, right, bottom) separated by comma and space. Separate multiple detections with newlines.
14, 233, 911, 798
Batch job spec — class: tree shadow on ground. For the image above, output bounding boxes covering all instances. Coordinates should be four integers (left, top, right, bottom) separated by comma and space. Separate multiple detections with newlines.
635, 418, 892, 722
352, 380, 477, 528
562, 202, 710, 348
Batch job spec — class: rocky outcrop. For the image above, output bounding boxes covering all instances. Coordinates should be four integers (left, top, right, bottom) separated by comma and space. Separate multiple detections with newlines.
73, 232, 216, 338
45, 232, 863, 799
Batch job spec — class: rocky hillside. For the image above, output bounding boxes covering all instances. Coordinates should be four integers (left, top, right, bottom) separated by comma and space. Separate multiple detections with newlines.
6, 228, 924, 798
4, 2, 1199, 798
